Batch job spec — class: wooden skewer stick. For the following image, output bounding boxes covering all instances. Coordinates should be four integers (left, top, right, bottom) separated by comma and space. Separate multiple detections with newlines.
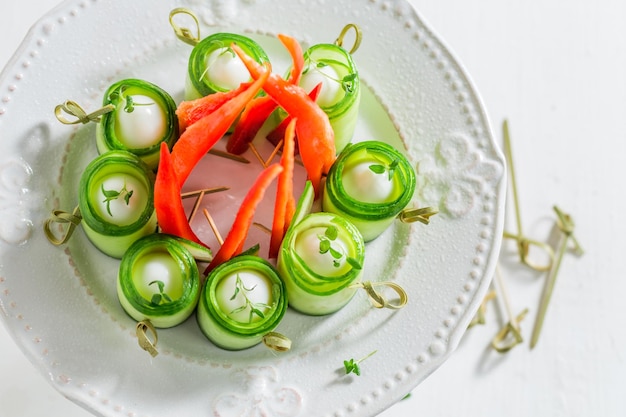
208, 148, 250, 164
202, 208, 224, 245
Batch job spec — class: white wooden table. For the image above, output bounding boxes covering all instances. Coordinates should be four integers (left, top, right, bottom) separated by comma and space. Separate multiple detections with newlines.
1, 1, 623, 416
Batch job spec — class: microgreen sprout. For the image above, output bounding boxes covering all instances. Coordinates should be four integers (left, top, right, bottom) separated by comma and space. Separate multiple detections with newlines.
149, 280, 172, 305
368, 153, 400, 181
303, 55, 357, 94
317, 225, 362, 269
101, 181, 134, 216
341, 73, 357, 93
108, 85, 153, 113
229, 274, 271, 323
343, 350, 377, 376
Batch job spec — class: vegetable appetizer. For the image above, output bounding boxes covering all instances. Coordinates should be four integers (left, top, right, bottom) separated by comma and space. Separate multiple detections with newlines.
198, 256, 287, 350
324, 141, 416, 241
118, 234, 211, 328
185, 32, 270, 100
46, 22, 426, 354
97, 79, 179, 170
78, 150, 157, 258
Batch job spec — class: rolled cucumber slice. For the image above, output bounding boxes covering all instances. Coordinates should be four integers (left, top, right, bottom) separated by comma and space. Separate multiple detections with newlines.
185, 33, 270, 100
197, 256, 287, 350
291, 180, 315, 227
323, 141, 416, 242
117, 234, 202, 328
97, 79, 178, 170
277, 212, 365, 315
300, 43, 360, 154
78, 150, 157, 258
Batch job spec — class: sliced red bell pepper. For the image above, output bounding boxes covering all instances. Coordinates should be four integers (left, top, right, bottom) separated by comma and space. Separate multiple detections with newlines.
226, 94, 276, 155
268, 118, 296, 258
231, 42, 336, 196
278, 33, 305, 85
154, 142, 203, 245
266, 82, 322, 152
154, 64, 269, 247
225, 34, 305, 155
284, 193, 296, 234
170, 65, 270, 187
206, 163, 283, 272
176, 82, 252, 132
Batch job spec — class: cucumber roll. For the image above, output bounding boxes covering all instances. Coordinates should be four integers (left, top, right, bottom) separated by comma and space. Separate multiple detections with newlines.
322, 141, 416, 242
117, 234, 207, 328
97, 79, 178, 170
78, 150, 157, 258
197, 256, 287, 350
277, 212, 365, 315
185, 33, 270, 100
299, 43, 360, 153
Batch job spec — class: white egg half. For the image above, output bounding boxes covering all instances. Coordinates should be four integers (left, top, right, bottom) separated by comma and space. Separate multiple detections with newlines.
294, 226, 352, 276
205, 47, 250, 91
115, 95, 167, 149
214, 270, 273, 324
94, 174, 149, 226
131, 250, 184, 302
341, 161, 394, 203
300, 64, 344, 107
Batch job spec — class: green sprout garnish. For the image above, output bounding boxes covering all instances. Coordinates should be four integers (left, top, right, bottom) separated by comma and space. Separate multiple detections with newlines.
368, 154, 400, 181
343, 350, 377, 376
341, 73, 357, 93
101, 181, 134, 217
123, 95, 136, 113
108, 85, 154, 113
149, 280, 172, 305
317, 225, 362, 269
302, 55, 357, 95
229, 274, 271, 323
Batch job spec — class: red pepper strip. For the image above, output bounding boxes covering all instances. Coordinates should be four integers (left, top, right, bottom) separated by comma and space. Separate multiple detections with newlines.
268, 118, 296, 258
226, 94, 276, 155
170, 65, 270, 187
225, 34, 305, 155
232, 43, 336, 196
278, 33, 305, 85
266, 82, 322, 152
154, 143, 203, 245
206, 163, 283, 273
176, 82, 252, 132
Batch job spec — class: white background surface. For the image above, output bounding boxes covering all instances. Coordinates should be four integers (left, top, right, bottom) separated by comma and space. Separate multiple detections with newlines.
0, 1, 623, 416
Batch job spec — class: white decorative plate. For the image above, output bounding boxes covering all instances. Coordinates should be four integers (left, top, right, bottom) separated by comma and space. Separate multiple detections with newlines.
0, 1, 505, 416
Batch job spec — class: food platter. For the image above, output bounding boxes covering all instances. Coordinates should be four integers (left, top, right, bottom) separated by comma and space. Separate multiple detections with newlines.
0, 1, 506, 416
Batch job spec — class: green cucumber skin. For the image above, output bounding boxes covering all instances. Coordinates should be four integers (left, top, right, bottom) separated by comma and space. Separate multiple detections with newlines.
301, 43, 360, 154
186, 33, 270, 100
83, 211, 157, 259
322, 183, 394, 242
322, 141, 416, 242
329, 87, 360, 154
197, 306, 264, 350
277, 212, 365, 315
97, 79, 178, 170
197, 256, 287, 350
117, 234, 201, 328
177, 238, 213, 262
78, 151, 157, 258
280, 270, 359, 316
290, 180, 315, 228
